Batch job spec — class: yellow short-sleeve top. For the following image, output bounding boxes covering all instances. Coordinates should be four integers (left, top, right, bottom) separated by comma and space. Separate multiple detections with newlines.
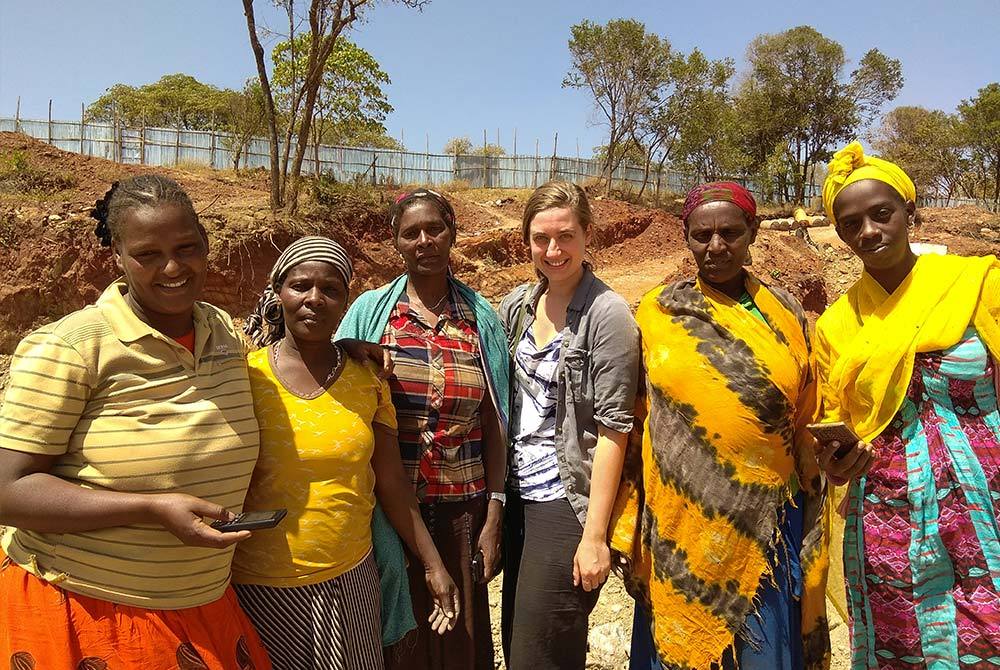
0, 282, 259, 609
231, 347, 398, 587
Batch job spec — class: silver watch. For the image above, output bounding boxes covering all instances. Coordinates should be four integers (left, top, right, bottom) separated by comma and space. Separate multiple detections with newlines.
488, 491, 506, 506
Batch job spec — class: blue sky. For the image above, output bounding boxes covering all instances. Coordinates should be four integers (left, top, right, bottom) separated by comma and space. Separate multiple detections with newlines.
1, 0, 997, 157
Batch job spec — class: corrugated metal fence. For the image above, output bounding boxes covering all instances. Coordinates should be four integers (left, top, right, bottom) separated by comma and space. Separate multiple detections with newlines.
0, 115, 700, 191
0, 115, 743, 195
3, 115, 997, 211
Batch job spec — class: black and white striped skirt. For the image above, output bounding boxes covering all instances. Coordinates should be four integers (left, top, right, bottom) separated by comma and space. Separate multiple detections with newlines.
234, 551, 383, 670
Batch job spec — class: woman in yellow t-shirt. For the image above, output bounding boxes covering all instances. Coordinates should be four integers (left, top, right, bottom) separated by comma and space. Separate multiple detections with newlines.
234, 236, 459, 670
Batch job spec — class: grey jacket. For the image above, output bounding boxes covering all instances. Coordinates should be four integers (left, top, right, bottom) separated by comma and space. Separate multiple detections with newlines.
499, 266, 640, 527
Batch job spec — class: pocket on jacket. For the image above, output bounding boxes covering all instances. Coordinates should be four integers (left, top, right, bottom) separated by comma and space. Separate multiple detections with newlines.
563, 347, 589, 402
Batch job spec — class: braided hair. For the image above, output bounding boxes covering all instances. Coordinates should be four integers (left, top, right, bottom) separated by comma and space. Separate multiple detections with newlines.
90, 175, 199, 247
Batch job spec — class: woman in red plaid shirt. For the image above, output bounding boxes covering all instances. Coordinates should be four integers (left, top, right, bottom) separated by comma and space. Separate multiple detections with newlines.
338, 189, 511, 670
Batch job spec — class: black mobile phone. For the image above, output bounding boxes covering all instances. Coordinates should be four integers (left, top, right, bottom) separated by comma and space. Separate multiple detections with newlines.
211, 509, 287, 533
806, 422, 860, 459
471, 550, 485, 583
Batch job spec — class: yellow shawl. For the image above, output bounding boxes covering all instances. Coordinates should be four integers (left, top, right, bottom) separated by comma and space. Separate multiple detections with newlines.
814, 254, 1000, 440
612, 273, 830, 670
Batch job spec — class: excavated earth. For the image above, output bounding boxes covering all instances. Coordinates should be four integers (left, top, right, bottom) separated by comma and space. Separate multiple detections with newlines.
1, 131, 998, 668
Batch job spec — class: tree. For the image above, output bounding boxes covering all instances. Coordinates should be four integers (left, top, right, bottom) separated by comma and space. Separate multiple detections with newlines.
632, 49, 735, 195
674, 92, 748, 183
443, 137, 473, 155
734, 26, 903, 203
221, 79, 267, 170
958, 83, 1000, 206
563, 19, 673, 195
242, 0, 426, 213
472, 143, 505, 157
339, 127, 404, 150
271, 33, 395, 172
242, 0, 284, 209
87, 74, 233, 129
875, 106, 965, 202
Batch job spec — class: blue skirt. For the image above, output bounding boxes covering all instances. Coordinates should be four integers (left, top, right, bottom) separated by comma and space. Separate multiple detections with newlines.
630, 491, 806, 670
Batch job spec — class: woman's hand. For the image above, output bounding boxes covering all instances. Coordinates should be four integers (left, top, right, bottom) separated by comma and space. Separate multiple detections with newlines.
817, 440, 875, 485
337, 338, 393, 378
149, 493, 250, 548
573, 534, 611, 592
424, 563, 461, 634
475, 500, 503, 583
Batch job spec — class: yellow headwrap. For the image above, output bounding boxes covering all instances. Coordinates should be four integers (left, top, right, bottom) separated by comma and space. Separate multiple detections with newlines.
822, 141, 916, 223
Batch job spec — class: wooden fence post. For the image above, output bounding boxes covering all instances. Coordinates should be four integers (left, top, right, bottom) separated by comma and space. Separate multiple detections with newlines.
534, 139, 540, 188
210, 112, 216, 169
371, 154, 378, 186
112, 103, 119, 163
483, 129, 488, 188
175, 110, 181, 166
79, 102, 85, 155
550, 133, 558, 182
14, 96, 20, 133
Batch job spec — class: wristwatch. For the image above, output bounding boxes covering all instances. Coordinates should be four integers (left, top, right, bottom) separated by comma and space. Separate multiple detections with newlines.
488, 491, 506, 506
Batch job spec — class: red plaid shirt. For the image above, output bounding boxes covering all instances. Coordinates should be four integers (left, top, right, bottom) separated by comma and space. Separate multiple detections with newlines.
380, 288, 486, 502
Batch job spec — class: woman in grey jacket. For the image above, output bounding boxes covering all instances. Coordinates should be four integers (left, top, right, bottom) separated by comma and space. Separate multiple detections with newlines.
499, 181, 641, 670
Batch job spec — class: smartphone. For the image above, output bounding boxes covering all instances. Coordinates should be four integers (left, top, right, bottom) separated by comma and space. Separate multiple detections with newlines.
471, 550, 485, 583
210, 509, 287, 533
806, 422, 860, 459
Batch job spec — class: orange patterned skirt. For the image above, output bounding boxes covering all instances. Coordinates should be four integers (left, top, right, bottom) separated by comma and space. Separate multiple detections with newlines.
0, 554, 271, 670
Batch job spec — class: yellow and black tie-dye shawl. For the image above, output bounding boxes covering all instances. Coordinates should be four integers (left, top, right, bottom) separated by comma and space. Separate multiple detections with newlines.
612, 274, 830, 670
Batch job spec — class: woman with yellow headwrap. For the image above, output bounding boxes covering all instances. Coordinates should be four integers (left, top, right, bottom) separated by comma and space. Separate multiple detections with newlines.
814, 142, 1000, 669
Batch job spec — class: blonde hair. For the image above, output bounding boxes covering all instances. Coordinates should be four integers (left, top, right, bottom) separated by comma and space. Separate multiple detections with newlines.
521, 180, 594, 243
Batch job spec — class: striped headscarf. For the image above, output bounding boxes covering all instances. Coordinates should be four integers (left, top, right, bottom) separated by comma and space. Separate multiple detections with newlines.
681, 181, 757, 223
244, 236, 354, 347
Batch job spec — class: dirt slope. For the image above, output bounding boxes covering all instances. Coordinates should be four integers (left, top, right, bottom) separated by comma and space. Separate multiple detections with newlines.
1, 130, 996, 670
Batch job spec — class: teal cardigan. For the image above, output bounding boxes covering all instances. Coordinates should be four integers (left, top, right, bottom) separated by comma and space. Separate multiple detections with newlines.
336, 273, 511, 646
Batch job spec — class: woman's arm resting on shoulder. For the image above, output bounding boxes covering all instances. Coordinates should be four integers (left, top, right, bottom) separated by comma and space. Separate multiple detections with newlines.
573, 425, 628, 592
0, 448, 248, 548
372, 426, 460, 633
337, 338, 393, 378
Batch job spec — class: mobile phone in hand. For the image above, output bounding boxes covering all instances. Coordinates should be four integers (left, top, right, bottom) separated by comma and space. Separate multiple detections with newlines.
806, 422, 860, 459
210, 509, 287, 533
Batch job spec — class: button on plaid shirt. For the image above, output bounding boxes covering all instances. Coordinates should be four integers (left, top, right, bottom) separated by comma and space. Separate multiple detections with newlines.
380, 289, 487, 502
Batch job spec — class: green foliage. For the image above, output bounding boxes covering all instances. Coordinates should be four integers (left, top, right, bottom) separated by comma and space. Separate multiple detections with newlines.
875, 106, 965, 199
272, 34, 394, 149
655, 49, 741, 182
87, 74, 233, 129
440, 137, 503, 156
443, 137, 474, 155
564, 19, 674, 193
472, 143, 506, 157
221, 79, 268, 170
734, 26, 903, 203
958, 83, 1000, 204
339, 127, 405, 151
